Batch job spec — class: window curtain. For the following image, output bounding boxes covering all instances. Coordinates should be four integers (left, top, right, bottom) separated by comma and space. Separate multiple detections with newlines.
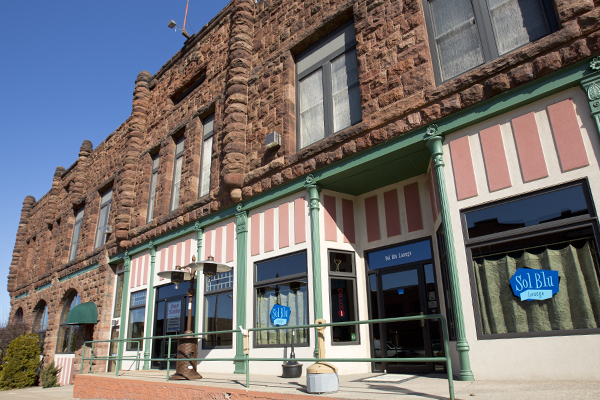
331, 49, 361, 133
256, 287, 308, 345
299, 69, 325, 148
474, 241, 600, 335
487, 0, 550, 55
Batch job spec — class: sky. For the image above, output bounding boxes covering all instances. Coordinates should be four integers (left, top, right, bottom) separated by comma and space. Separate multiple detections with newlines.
0, 0, 230, 324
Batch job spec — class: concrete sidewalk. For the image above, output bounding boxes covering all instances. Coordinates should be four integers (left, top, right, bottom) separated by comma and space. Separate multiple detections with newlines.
2, 372, 600, 400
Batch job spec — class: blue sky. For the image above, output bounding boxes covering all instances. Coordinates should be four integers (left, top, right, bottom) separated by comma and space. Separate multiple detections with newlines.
0, 0, 230, 323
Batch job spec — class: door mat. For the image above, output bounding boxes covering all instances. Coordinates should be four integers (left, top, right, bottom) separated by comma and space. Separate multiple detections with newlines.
362, 374, 417, 383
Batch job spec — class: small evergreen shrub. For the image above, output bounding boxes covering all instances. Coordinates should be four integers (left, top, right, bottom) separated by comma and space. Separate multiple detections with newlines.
0, 320, 30, 363
40, 360, 61, 388
0, 333, 40, 390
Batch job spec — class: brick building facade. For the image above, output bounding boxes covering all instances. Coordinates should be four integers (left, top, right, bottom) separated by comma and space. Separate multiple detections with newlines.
8, 0, 600, 384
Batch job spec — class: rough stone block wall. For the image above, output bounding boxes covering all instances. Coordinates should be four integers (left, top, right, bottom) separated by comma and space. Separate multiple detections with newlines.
7, 0, 600, 371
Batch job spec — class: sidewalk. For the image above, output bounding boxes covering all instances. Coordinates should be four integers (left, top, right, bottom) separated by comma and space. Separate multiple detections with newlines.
2, 372, 600, 400
75, 371, 600, 400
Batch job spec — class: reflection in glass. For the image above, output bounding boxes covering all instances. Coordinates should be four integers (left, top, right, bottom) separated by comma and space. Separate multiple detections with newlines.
204, 293, 233, 347
330, 278, 357, 342
57, 293, 81, 354
256, 281, 308, 345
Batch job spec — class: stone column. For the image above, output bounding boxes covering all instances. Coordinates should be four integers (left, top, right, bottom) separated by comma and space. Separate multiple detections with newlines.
221, 0, 254, 203
115, 71, 152, 248
46, 166, 65, 225
143, 242, 156, 370
305, 175, 323, 357
425, 125, 474, 381
233, 204, 248, 373
8, 195, 36, 293
116, 252, 131, 373
71, 140, 93, 205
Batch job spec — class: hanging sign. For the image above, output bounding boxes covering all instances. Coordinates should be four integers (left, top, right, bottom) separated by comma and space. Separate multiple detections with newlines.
166, 301, 182, 332
270, 304, 290, 326
509, 268, 559, 301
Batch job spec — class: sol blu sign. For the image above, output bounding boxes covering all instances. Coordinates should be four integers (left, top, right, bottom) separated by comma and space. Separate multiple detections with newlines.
270, 304, 290, 326
509, 268, 559, 301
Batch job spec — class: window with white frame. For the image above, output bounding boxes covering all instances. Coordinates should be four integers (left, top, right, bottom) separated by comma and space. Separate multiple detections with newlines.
422, 0, 559, 82
328, 250, 359, 344
199, 114, 214, 198
147, 153, 159, 223
170, 136, 185, 212
296, 21, 361, 149
94, 188, 112, 249
69, 207, 84, 261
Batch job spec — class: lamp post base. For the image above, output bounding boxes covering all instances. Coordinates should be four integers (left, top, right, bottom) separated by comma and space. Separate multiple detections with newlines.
171, 334, 201, 380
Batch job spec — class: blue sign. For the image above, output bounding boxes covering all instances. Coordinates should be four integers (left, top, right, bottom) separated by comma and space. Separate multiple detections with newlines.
397, 289, 405, 295
270, 304, 290, 326
509, 268, 559, 301
367, 239, 432, 270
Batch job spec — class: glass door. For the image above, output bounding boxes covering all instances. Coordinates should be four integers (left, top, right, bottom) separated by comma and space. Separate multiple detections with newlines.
151, 282, 195, 369
366, 239, 442, 374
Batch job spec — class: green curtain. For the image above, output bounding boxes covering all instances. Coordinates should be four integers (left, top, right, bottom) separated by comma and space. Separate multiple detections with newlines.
256, 286, 308, 345
474, 241, 600, 334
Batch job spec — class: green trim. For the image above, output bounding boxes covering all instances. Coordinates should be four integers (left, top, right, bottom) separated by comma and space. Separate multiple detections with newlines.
143, 242, 156, 369
580, 67, 600, 138
426, 127, 474, 381
107, 58, 596, 264
15, 292, 29, 300
35, 283, 52, 292
58, 263, 99, 282
233, 205, 248, 374
194, 223, 203, 334
116, 253, 131, 372
65, 301, 98, 325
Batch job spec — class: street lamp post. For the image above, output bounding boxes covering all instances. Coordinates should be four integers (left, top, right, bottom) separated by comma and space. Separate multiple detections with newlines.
157, 255, 233, 380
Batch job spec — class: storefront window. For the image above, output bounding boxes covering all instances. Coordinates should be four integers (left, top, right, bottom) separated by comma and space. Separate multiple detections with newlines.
328, 250, 358, 344
463, 181, 600, 338
56, 292, 81, 354
203, 271, 233, 348
127, 290, 146, 351
255, 252, 309, 346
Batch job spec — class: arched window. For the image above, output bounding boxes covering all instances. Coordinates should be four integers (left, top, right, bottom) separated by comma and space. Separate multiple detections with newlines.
33, 301, 49, 350
56, 291, 81, 354
14, 307, 24, 323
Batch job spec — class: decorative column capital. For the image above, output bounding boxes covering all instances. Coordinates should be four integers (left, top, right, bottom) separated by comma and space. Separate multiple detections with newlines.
304, 174, 321, 211
124, 251, 131, 271
236, 203, 248, 234
580, 58, 600, 139
425, 124, 445, 167
194, 221, 202, 231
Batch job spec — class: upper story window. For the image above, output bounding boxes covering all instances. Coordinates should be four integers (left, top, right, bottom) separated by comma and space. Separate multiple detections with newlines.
170, 136, 185, 212
69, 207, 85, 262
423, 0, 559, 82
94, 188, 112, 249
199, 114, 214, 198
296, 21, 361, 149
147, 153, 159, 223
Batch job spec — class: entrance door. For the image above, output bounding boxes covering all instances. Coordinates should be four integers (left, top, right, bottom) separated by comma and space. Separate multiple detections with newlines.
366, 239, 443, 374
151, 282, 196, 369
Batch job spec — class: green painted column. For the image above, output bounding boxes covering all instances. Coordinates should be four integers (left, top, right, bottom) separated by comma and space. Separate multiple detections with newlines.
195, 222, 203, 333
425, 125, 475, 381
143, 242, 156, 370
305, 175, 323, 358
580, 57, 600, 137
116, 251, 131, 373
233, 204, 248, 374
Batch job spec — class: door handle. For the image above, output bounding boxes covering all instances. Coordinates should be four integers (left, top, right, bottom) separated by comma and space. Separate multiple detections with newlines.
420, 312, 425, 328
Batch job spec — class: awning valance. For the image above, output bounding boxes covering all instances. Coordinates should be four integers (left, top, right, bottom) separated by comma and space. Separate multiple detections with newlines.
65, 302, 98, 325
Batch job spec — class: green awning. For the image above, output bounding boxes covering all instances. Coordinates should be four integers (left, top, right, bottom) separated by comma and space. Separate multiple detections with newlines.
65, 302, 98, 325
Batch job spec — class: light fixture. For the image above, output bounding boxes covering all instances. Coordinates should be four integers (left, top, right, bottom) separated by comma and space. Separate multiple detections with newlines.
167, 19, 191, 39
186, 255, 233, 278
155, 255, 232, 380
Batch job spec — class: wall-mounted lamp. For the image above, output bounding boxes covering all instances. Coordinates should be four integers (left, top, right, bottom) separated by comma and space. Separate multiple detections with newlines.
168, 19, 191, 39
